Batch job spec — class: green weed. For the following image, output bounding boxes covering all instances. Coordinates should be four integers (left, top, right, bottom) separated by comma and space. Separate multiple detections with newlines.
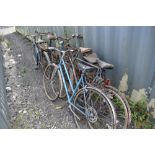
128, 98, 154, 129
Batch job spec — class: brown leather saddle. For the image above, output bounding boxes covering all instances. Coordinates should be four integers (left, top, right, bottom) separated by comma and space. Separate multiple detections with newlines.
79, 47, 114, 69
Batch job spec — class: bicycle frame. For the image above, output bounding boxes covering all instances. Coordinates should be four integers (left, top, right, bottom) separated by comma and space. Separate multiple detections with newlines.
57, 52, 87, 116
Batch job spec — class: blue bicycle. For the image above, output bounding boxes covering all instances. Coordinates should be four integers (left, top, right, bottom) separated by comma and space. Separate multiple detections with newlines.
48, 47, 117, 129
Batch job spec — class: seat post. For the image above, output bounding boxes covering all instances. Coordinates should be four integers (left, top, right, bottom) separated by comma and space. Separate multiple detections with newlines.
81, 70, 87, 86
101, 68, 106, 80
49, 39, 52, 47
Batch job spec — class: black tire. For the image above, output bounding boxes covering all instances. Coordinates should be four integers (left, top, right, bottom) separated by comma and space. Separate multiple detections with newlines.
73, 86, 117, 129
43, 64, 62, 101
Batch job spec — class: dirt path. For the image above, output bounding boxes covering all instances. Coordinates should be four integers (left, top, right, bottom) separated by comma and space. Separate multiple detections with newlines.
4, 32, 76, 128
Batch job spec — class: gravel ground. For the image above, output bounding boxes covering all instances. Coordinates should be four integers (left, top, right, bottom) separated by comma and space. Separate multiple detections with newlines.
3, 32, 76, 129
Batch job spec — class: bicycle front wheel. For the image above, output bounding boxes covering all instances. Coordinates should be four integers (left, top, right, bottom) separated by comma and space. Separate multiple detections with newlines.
73, 86, 117, 129
43, 64, 62, 101
32, 44, 40, 66
40, 51, 48, 71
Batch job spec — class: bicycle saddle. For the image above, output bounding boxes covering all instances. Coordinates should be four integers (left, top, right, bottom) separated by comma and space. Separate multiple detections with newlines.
47, 33, 57, 40
77, 62, 94, 72
97, 59, 114, 69
83, 53, 114, 69
83, 53, 99, 64
79, 47, 92, 54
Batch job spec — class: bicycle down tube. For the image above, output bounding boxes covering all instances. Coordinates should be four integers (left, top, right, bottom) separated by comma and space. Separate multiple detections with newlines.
58, 53, 86, 116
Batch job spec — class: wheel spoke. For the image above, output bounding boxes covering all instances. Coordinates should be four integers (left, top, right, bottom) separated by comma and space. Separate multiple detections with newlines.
43, 64, 61, 101
73, 87, 116, 129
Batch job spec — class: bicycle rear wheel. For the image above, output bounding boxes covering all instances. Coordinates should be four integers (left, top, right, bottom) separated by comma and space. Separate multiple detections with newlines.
88, 76, 131, 128
104, 85, 131, 128
43, 64, 62, 101
73, 86, 117, 129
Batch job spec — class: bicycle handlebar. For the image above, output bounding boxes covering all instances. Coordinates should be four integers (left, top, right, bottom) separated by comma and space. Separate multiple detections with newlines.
34, 30, 47, 36
56, 34, 83, 41
75, 34, 83, 39
27, 30, 83, 41
50, 46, 77, 53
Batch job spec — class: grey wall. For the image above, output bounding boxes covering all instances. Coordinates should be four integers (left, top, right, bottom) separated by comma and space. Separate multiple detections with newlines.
16, 26, 155, 99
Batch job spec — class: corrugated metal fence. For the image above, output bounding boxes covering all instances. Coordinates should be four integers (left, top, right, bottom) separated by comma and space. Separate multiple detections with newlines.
16, 26, 155, 100
0, 45, 10, 128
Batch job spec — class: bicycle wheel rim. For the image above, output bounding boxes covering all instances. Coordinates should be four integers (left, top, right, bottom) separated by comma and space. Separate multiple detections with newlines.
44, 64, 53, 80
85, 72, 131, 128
40, 52, 48, 71
103, 87, 128, 128
43, 64, 61, 101
73, 87, 116, 129
32, 45, 39, 65
105, 85, 131, 128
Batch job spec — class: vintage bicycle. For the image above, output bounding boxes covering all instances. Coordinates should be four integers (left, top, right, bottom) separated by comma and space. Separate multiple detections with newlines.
44, 45, 117, 129
58, 35, 131, 128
